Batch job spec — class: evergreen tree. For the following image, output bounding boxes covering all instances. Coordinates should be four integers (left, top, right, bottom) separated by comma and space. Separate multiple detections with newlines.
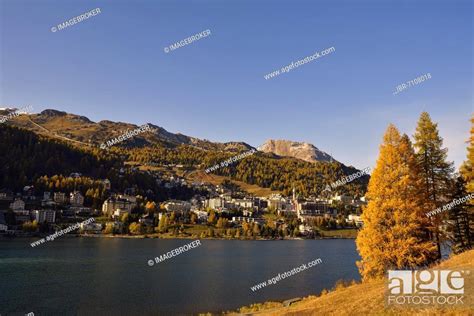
356, 125, 437, 281
461, 116, 474, 192
446, 176, 472, 253
413, 112, 454, 259
459, 115, 474, 250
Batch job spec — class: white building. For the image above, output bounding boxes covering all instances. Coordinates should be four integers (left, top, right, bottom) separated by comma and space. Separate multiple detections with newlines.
70, 191, 84, 206
42, 192, 55, 207
191, 210, 208, 223
348, 214, 363, 227
80, 222, 103, 233
113, 209, 130, 219
163, 200, 191, 213
206, 197, 224, 210
102, 196, 136, 217
297, 201, 335, 216
69, 206, 94, 216
43, 192, 51, 201
266, 196, 292, 211
299, 224, 313, 234
331, 194, 353, 205
10, 198, 25, 211
118, 194, 137, 203
243, 209, 253, 217
54, 192, 67, 204
0, 212, 8, 232
33, 210, 56, 223
232, 216, 256, 224
231, 217, 265, 225
232, 199, 254, 209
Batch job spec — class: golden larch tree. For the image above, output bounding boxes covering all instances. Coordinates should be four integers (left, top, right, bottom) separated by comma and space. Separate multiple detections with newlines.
356, 124, 437, 281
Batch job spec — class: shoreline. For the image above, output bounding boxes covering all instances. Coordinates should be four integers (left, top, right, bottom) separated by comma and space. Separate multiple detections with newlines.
82, 234, 355, 240
1, 233, 356, 241
224, 250, 473, 316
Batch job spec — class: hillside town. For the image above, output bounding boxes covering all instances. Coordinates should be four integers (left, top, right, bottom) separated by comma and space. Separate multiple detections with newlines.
0, 171, 365, 239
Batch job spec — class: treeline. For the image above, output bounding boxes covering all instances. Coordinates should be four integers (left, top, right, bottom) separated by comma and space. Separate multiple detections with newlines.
128, 144, 208, 166
356, 112, 473, 281
214, 155, 368, 197
115, 207, 304, 239
34, 173, 200, 206
0, 126, 201, 202
0, 125, 119, 191
127, 144, 369, 197
1, 124, 368, 201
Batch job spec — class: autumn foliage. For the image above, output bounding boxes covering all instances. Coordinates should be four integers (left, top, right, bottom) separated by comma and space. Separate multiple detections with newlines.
356, 124, 437, 280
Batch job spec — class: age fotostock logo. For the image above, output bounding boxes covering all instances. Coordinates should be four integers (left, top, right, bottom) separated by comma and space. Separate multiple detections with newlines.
387, 270, 469, 307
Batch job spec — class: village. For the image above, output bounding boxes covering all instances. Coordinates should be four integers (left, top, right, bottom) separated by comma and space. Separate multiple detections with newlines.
0, 170, 365, 240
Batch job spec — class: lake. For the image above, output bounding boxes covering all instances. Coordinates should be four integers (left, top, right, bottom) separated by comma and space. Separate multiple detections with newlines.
0, 238, 360, 315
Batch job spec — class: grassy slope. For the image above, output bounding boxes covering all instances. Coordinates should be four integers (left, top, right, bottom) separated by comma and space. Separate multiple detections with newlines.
185, 169, 281, 197
134, 163, 279, 197
232, 250, 474, 316
317, 228, 358, 238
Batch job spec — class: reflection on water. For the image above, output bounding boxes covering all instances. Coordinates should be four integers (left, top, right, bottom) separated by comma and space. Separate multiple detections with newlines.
0, 238, 360, 315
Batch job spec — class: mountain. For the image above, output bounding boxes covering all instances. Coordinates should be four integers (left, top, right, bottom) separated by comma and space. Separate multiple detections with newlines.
2, 107, 369, 197
259, 139, 336, 163
0, 124, 199, 200
6, 109, 253, 152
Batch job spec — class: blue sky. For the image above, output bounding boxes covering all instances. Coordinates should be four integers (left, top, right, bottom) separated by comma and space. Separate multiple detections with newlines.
1, 0, 472, 169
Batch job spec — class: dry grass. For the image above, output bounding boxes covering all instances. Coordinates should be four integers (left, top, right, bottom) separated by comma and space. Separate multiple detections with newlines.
318, 228, 358, 238
230, 250, 474, 316
186, 170, 280, 197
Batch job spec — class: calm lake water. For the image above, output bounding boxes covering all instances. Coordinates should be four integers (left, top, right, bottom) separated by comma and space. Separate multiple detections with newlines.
0, 238, 360, 315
